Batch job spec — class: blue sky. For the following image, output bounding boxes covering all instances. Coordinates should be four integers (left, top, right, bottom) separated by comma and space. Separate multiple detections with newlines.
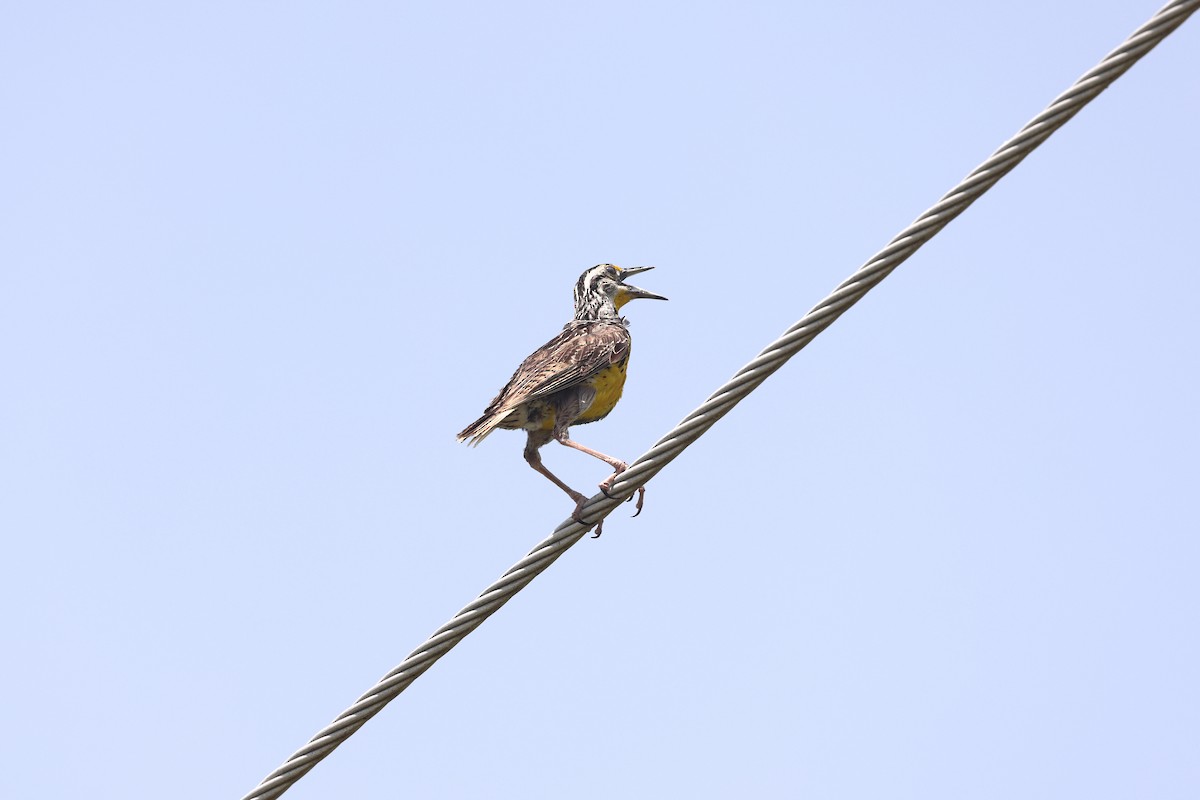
3, 2, 1198, 798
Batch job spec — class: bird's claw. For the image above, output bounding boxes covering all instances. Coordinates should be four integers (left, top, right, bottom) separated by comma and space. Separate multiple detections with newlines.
572, 496, 603, 538
597, 464, 625, 496
585, 466, 646, 537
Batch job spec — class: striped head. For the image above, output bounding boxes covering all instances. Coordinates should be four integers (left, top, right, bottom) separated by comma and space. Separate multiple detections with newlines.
572, 264, 668, 321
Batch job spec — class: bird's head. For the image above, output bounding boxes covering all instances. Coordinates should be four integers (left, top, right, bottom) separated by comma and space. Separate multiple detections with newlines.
572, 264, 667, 321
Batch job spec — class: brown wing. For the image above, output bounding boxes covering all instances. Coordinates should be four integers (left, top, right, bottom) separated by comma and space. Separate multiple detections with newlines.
457, 321, 629, 444
501, 322, 629, 406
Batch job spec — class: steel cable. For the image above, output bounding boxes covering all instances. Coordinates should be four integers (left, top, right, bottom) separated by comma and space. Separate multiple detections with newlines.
242, 2, 1198, 797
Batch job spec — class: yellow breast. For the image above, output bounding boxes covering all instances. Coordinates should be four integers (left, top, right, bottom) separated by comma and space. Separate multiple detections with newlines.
502, 350, 631, 432
578, 354, 629, 423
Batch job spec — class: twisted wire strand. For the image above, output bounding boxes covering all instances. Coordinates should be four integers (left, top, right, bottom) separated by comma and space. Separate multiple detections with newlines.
243, 3, 1197, 797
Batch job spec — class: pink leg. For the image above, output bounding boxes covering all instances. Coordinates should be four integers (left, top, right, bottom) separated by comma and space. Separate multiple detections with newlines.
553, 430, 645, 523
525, 432, 602, 534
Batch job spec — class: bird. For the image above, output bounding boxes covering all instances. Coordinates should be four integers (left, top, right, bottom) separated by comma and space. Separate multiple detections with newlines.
457, 264, 667, 536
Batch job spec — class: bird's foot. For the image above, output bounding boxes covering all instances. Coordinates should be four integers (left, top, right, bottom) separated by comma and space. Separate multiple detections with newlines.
595, 482, 643, 520
571, 493, 604, 538
597, 462, 628, 496
597, 470, 648, 520
629, 486, 646, 518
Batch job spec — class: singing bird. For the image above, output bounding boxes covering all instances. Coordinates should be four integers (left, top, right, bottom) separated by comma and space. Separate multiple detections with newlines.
457, 264, 667, 534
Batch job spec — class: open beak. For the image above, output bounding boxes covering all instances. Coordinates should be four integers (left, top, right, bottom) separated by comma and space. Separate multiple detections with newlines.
618, 266, 668, 302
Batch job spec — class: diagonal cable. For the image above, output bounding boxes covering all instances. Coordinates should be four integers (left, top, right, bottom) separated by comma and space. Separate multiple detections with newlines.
242, 2, 1198, 797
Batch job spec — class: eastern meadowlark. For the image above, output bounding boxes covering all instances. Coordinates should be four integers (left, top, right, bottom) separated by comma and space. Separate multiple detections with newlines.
457, 264, 667, 534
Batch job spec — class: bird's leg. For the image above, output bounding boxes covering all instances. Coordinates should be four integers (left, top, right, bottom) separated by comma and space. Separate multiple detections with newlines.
524, 432, 601, 534
524, 431, 586, 507
557, 435, 628, 475
552, 426, 645, 521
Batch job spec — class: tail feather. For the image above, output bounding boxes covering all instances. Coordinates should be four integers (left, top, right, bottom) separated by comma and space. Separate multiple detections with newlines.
456, 412, 504, 446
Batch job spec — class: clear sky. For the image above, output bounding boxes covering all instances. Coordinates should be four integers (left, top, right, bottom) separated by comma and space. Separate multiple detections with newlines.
3, 2, 1198, 798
